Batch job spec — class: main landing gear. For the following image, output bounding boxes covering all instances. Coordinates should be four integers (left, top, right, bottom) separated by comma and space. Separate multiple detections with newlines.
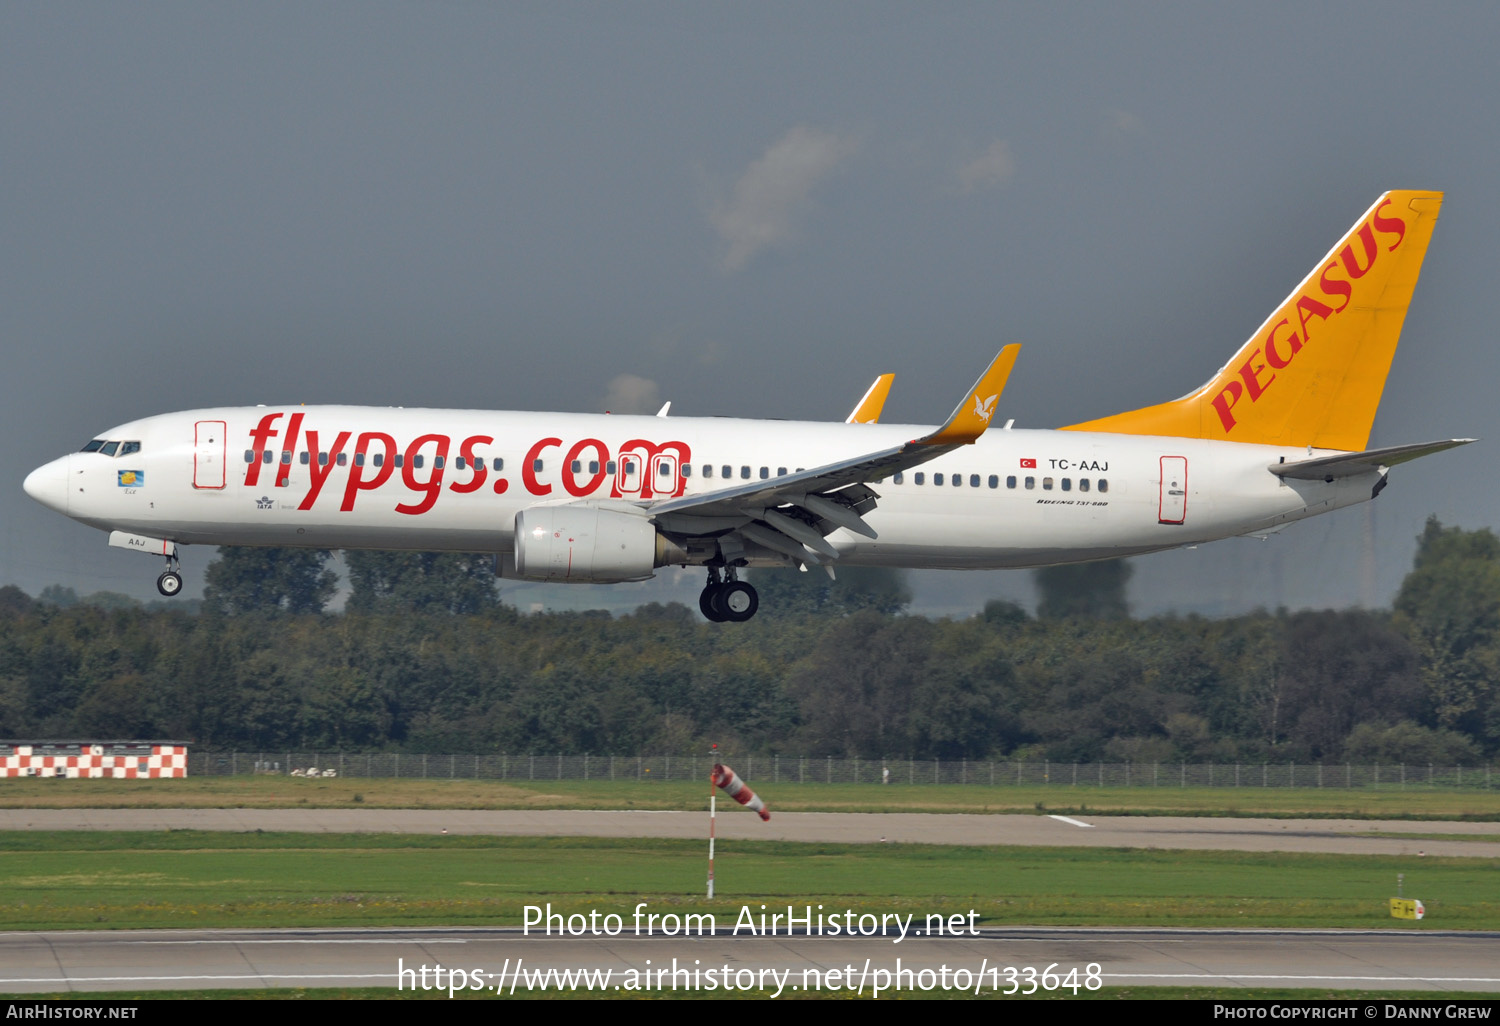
156, 553, 183, 597
699, 567, 758, 623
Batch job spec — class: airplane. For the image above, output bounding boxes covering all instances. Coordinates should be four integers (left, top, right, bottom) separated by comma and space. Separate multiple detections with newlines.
23, 190, 1472, 622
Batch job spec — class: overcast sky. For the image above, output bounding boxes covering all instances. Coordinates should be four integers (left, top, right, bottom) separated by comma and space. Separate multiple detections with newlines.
3, 2, 1495, 616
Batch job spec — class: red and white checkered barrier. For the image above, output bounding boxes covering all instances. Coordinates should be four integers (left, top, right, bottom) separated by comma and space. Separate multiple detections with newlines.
1, 744, 188, 779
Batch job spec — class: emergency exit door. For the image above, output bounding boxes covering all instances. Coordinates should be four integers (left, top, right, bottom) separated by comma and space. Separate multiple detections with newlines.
1159, 456, 1187, 524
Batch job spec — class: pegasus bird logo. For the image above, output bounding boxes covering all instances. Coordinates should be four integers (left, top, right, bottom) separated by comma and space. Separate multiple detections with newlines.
972, 393, 998, 423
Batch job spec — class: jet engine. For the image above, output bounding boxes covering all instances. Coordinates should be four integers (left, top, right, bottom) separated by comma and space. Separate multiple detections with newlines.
512, 506, 677, 583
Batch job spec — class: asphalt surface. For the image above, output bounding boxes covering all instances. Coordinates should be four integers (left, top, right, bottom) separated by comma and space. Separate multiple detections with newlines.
4, 809, 1496, 996
1, 926, 1496, 995
1, 808, 1497, 857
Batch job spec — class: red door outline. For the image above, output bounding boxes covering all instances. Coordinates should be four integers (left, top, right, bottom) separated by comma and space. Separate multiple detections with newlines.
194, 420, 226, 489
1159, 455, 1187, 524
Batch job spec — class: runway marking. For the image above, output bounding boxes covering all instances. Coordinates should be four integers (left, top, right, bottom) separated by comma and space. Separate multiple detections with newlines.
130, 939, 467, 945
1048, 815, 1094, 828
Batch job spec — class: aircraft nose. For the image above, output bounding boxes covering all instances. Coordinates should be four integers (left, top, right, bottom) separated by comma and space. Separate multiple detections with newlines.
23, 455, 70, 515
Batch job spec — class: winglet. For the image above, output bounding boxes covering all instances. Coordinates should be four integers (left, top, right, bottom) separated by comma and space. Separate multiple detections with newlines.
846, 373, 895, 424
917, 344, 1020, 446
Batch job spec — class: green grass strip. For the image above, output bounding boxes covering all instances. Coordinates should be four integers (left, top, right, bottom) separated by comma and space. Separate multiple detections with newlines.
0, 832, 1491, 932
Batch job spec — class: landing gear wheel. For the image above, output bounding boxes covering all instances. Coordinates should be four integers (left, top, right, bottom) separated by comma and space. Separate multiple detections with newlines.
699, 584, 728, 622
156, 571, 183, 597
718, 581, 758, 622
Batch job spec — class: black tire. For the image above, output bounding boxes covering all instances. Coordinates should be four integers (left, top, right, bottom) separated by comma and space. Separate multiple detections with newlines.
699, 584, 727, 622
156, 571, 183, 597
719, 581, 759, 622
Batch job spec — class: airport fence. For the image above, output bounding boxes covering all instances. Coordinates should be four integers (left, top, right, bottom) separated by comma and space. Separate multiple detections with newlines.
192, 752, 1498, 789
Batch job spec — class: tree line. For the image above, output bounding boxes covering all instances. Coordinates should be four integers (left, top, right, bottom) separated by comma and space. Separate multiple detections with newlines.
0, 517, 1494, 763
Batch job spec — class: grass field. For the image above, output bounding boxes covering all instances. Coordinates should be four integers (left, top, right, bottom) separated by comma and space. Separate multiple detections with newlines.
0, 831, 1491, 932
3, 776, 1499, 819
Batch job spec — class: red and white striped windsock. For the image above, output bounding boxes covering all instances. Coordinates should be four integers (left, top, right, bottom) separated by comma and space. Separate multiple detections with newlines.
712, 763, 770, 821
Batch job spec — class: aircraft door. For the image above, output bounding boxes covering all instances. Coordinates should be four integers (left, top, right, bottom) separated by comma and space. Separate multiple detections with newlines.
1158, 455, 1187, 524
194, 420, 226, 489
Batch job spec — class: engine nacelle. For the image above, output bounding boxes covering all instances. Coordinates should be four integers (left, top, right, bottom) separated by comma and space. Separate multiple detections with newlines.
512, 506, 661, 583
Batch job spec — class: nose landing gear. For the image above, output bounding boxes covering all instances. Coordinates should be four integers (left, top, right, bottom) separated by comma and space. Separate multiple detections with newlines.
156, 553, 183, 597
699, 567, 758, 622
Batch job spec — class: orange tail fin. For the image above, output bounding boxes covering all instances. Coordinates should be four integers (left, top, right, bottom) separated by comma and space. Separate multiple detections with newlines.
1064, 191, 1443, 451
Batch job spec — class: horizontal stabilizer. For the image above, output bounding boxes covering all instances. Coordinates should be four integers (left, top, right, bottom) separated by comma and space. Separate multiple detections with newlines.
1270, 438, 1475, 480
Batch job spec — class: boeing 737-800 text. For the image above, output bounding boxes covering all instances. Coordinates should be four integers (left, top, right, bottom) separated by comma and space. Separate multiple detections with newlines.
23, 191, 1471, 620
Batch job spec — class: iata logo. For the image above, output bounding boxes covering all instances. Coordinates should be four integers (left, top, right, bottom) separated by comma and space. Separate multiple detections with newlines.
255, 496, 274, 510
241, 412, 691, 515
972, 393, 998, 423
1210, 198, 1408, 434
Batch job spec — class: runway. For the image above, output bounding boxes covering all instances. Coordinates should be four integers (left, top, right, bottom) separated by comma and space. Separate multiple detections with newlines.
1, 926, 1496, 995
2, 808, 1497, 857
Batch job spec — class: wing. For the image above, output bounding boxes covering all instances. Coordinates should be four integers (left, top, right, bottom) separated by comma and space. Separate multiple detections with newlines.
845, 373, 895, 424
648, 345, 1020, 565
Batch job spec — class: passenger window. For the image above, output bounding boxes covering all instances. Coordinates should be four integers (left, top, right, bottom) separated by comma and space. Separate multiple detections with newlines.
101, 441, 120, 456
1005, 475, 1015, 488
570, 460, 581, 474
934, 473, 944, 485
1079, 479, 1090, 492
1042, 477, 1053, 490
532, 458, 543, 473
492, 457, 503, 471
702, 464, 713, 479
455, 457, 467, 470
336, 453, 347, 467
354, 453, 365, 467
682, 464, 691, 478
244, 449, 255, 464
893, 472, 904, 484
280, 451, 291, 464
300, 452, 310, 466
1098, 479, 1109, 493
589, 461, 600, 474
987, 475, 997, 488
413, 455, 424, 469
1062, 478, 1071, 491
434, 456, 445, 469
759, 467, 768, 479
914, 472, 925, 485
373, 453, 383, 467
662, 464, 673, 478
1025, 476, 1035, 489
319, 452, 329, 466
741, 466, 751, 479
607, 461, 617, 475
263, 451, 274, 465
120, 441, 141, 456
969, 474, 979, 487
395, 454, 405, 468
777, 467, 787, 476
721, 465, 731, 478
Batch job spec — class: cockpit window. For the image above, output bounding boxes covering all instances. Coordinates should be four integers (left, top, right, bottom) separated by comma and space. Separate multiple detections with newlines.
81, 439, 106, 453
119, 441, 141, 456
100, 441, 120, 457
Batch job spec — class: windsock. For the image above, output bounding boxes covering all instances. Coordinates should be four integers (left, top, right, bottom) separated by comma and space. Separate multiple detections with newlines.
712, 763, 770, 821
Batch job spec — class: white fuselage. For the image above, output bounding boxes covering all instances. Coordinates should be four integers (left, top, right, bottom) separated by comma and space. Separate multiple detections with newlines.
26, 406, 1380, 572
